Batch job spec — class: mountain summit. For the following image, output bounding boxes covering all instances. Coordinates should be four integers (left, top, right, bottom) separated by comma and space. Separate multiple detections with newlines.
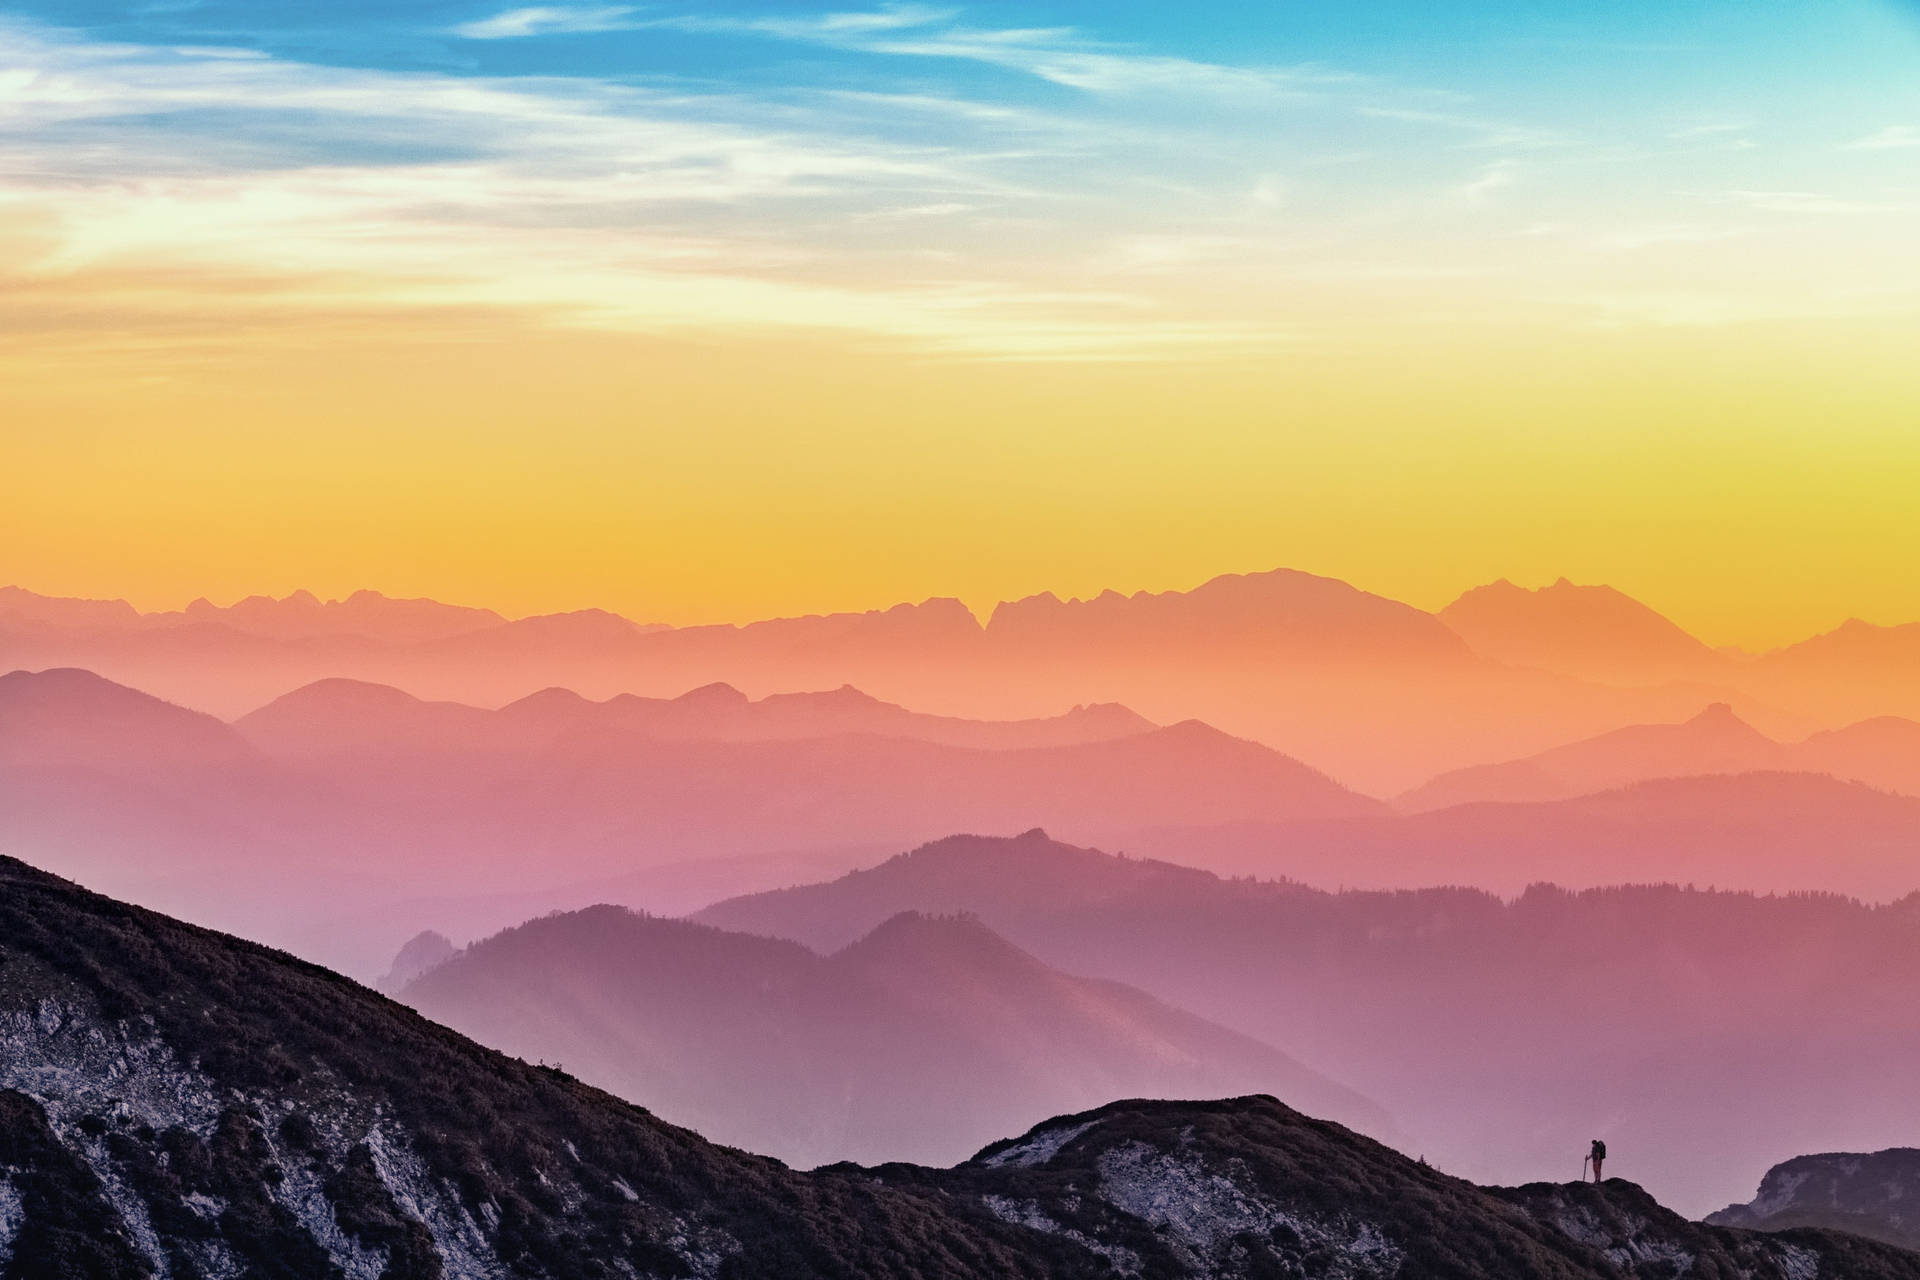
1439, 578, 1726, 684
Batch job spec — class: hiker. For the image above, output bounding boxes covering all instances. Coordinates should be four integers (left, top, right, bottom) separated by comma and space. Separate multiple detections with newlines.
1589, 1139, 1606, 1182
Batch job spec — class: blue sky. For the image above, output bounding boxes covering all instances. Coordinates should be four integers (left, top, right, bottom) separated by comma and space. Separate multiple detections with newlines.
1, 1, 1917, 357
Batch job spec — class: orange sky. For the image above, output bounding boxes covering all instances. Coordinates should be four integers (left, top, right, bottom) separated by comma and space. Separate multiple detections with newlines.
5, 3, 1920, 651
6, 306, 1920, 652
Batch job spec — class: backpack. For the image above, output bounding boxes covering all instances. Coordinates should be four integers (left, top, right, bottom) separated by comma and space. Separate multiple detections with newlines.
1592, 1141, 1607, 1160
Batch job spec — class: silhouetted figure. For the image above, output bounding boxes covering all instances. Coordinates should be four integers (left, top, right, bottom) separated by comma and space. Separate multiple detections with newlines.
1589, 1139, 1606, 1182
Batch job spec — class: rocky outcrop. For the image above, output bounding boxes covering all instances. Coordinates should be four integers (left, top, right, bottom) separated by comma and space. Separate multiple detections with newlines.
1710, 1149, 1920, 1252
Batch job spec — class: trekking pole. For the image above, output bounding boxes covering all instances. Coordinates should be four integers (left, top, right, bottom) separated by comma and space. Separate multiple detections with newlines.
1581, 1157, 1590, 1182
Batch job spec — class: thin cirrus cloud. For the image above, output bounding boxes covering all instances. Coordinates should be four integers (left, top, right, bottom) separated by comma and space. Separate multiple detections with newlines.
4, 2, 1919, 365
0, 18, 1297, 361
454, 6, 641, 40
1844, 124, 1920, 150
624, 6, 1360, 101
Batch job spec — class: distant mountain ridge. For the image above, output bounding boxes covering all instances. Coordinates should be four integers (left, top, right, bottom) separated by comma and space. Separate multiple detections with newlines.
0, 585, 516, 643
986, 567, 1470, 662
1438, 577, 1730, 684
4, 853, 1913, 1279
0, 667, 1375, 977
0, 570, 1833, 791
698, 830, 1920, 1215
238, 675, 1158, 758
1397, 702, 1920, 810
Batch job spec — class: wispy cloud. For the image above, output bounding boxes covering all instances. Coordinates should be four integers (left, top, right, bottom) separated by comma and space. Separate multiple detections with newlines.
638, 6, 1356, 101
1726, 190, 1919, 215
1844, 124, 1920, 151
6, 4, 1912, 364
1449, 160, 1521, 207
0, 19, 1296, 360
1358, 105, 1567, 152
455, 6, 640, 40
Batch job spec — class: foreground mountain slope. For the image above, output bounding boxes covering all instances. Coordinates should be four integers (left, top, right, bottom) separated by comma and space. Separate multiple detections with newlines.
4, 856, 1910, 1279
926, 1099, 1920, 1280
400, 906, 1385, 1167
0, 856, 1111, 1280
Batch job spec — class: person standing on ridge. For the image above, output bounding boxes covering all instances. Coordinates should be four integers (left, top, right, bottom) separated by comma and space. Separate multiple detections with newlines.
1588, 1139, 1606, 1182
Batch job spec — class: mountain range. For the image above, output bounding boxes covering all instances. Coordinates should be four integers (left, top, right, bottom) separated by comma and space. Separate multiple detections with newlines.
236, 676, 1157, 759
6, 853, 1915, 1280
697, 830, 1920, 1215
399, 906, 1385, 1167
0, 667, 1372, 975
20, 566, 1915, 792
1135, 770, 1920, 900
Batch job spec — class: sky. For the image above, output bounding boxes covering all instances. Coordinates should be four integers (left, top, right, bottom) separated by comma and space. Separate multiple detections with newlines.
3, 0, 1919, 648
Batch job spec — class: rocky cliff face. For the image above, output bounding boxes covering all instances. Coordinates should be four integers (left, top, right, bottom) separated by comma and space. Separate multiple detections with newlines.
1710, 1149, 1920, 1252
5, 854, 1920, 1279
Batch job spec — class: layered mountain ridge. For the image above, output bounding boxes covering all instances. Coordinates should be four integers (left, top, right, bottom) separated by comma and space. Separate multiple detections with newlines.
698, 830, 1920, 1214
398, 904, 1385, 1168
15, 566, 1902, 791
4, 854, 1913, 1279
0, 668, 1377, 975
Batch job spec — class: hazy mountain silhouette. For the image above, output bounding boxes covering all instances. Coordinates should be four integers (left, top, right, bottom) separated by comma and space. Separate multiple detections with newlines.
0, 572, 1809, 791
1438, 578, 1729, 684
0, 667, 254, 771
1753, 618, 1920, 723
168, 588, 511, 643
235, 677, 500, 759
1130, 770, 1920, 901
1399, 703, 1920, 810
400, 904, 1385, 1167
1796, 715, 1920, 796
6, 853, 1909, 1279
0, 585, 512, 643
985, 567, 1470, 664
1397, 702, 1787, 810
700, 831, 1920, 1214
0, 585, 144, 631
238, 676, 1156, 759
0, 670, 300, 909
1710, 1149, 1920, 1251
697, 829, 1221, 953
0, 668, 1371, 976
376, 928, 457, 993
